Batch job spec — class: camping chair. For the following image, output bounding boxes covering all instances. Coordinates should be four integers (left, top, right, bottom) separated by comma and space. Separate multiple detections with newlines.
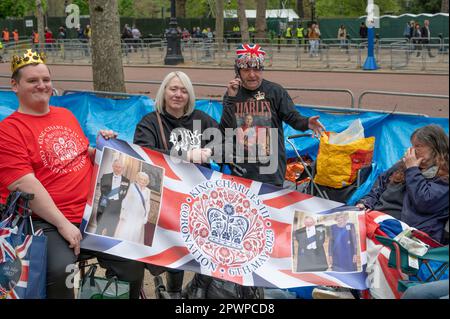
375, 229, 449, 294
286, 134, 372, 203
77, 252, 148, 299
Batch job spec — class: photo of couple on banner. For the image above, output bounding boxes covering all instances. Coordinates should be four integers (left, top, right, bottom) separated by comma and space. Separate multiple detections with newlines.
80, 136, 367, 290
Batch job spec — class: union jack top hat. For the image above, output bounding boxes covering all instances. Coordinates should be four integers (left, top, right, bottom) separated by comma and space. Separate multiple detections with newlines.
235, 43, 266, 70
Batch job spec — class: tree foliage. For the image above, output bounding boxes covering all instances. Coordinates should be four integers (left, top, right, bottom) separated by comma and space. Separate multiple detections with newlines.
0, 0, 38, 18
315, 0, 402, 17
72, 0, 90, 15
1, 0, 447, 19
72, 0, 137, 17
408, 0, 442, 13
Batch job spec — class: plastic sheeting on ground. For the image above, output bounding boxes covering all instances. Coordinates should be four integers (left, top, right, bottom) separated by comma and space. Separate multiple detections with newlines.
1, 91, 448, 204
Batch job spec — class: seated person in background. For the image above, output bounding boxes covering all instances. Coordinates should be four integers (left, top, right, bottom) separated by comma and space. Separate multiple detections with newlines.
0, 49, 145, 298
357, 125, 449, 244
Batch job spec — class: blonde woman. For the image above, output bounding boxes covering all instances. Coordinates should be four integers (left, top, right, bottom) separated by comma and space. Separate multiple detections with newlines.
134, 71, 220, 299
134, 71, 218, 164
114, 171, 151, 244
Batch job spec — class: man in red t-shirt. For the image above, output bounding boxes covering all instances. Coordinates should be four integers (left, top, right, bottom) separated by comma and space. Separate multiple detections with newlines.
0, 49, 144, 299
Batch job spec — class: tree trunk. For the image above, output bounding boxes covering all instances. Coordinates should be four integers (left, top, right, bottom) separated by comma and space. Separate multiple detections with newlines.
46, 0, 65, 17
35, 0, 45, 52
296, 0, 305, 19
215, 0, 224, 52
89, 0, 126, 93
237, 0, 249, 43
176, 0, 187, 18
442, 0, 449, 13
255, 0, 267, 42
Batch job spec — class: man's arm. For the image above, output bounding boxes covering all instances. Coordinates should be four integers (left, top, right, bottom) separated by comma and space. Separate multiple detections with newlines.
277, 87, 325, 137
8, 173, 82, 255
277, 88, 309, 131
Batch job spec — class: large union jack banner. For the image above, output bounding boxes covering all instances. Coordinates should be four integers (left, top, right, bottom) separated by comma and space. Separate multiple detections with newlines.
80, 138, 368, 290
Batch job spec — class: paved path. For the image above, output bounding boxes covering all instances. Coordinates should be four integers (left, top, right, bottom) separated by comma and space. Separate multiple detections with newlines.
1, 63, 448, 117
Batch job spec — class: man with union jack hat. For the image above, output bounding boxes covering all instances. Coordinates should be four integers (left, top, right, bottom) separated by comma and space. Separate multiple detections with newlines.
221, 43, 325, 186
183, 44, 326, 299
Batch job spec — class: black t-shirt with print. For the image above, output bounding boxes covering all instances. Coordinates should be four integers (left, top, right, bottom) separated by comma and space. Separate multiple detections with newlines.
134, 109, 219, 160
220, 79, 310, 186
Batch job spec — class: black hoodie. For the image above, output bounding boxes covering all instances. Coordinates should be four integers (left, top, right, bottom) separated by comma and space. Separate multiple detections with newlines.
134, 109, 219, 161
220, 79, 310, 186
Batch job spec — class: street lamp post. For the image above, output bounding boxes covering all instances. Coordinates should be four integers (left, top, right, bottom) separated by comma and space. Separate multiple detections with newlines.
164, 0, 184, 65
310, 0, 316, 23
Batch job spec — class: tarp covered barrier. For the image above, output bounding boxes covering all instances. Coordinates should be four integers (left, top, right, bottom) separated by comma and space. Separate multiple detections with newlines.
1, 91, 448, 204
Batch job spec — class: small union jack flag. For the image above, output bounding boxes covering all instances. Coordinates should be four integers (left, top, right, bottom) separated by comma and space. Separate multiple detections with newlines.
235, 43, 266, 69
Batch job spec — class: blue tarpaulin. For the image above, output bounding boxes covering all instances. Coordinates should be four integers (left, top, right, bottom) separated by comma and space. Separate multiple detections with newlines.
1, 91, 448, 204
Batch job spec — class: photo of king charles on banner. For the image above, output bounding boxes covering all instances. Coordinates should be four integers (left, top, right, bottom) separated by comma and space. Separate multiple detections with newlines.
79, 137, 367, 290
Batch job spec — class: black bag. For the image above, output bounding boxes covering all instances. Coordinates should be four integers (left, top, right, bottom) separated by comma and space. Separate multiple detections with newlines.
183, 274, 264, 299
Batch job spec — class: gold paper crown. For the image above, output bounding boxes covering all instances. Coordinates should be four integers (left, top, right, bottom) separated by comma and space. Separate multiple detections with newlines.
11, 49, 47, 74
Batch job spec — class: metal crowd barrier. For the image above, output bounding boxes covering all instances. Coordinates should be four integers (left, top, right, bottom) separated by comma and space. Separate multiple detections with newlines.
60, 80, 355, 108
358, 90, 449, 111
48, 88, 432, 118
1, 37, 448, 72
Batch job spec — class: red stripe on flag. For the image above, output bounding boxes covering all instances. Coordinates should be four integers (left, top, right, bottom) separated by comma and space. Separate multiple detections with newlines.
3, 244, 15, 259
268, 219, 291, 258
143, 149, 181, 181
280, 270, 341, 286
378, 253, 403, 299
358, 214, 367, 252
222, 174, 253, 189
86, 163, 99, 205
9, 289, 18, 299
158, 187, 187, 232
19, 264, 29, 283
137, 246, 189, 265
16, 235, 31, 255
0, 228, 11, 236
367, 210, 388, 220
264, 191, 312, 210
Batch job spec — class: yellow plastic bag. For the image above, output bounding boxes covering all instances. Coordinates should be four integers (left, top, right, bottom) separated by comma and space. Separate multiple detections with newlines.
314, 132, 375, 189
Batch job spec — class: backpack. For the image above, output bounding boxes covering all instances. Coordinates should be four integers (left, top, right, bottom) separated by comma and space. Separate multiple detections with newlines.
183, 274, 264, 299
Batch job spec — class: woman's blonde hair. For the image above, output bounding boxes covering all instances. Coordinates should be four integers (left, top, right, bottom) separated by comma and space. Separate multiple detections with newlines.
136, 171, 150, 185
154, 71, 196, 116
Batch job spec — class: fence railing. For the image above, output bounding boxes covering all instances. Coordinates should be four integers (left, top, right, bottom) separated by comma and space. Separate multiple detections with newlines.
358, 90, 449, 111
1, 37, 448, 72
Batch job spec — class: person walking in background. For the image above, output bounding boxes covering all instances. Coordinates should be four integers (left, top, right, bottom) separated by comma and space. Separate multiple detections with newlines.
31, 30, 39, 50
308, 23, 320, 57
359, 22, 368, 39
12, 29, 19, 45
413, 22, 423, 57
44, 27, 54, 52
84, 24, 92, 41
2, 27, 10, 43
337, 25, 348, 51
131, 25, 142, 52
421, 20, 435, 58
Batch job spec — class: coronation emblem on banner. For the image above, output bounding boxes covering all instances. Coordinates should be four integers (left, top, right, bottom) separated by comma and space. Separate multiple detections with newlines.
180, 181, 274, 277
